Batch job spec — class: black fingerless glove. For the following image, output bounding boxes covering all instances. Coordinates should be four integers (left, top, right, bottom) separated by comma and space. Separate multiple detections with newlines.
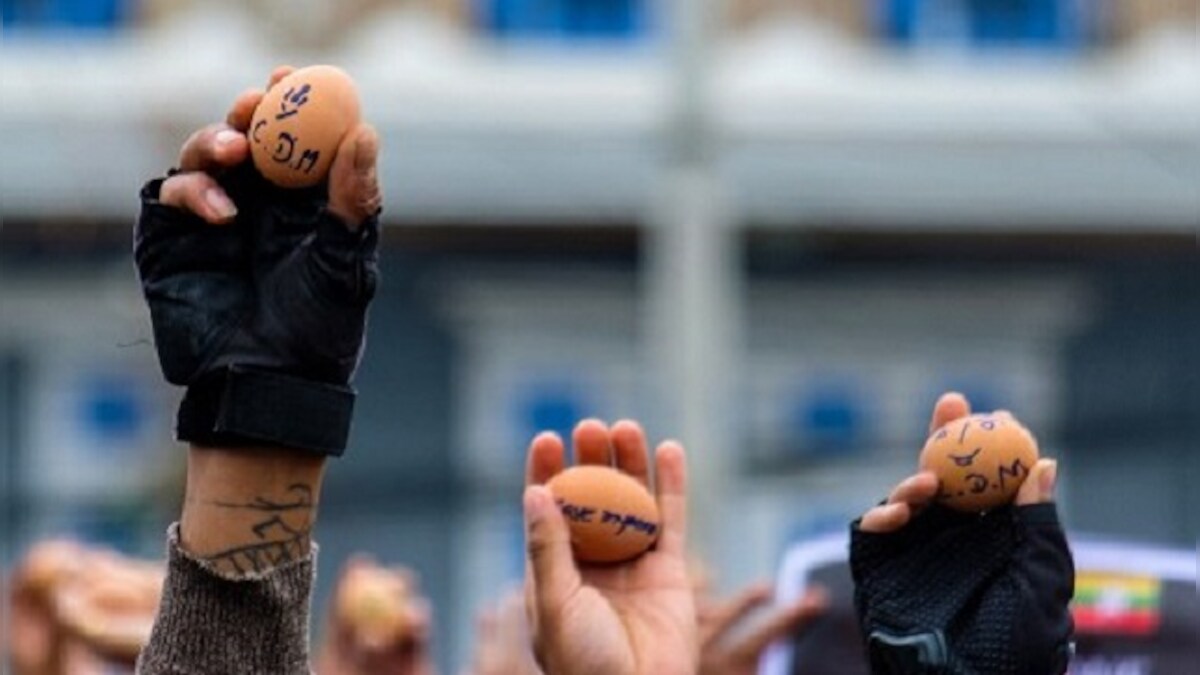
850, 503, 1075, 675
134, 163, 379, 456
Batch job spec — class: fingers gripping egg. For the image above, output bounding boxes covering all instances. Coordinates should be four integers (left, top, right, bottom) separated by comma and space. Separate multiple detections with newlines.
546, 466, 660, 564
920, 413, 1040, 513
249, 65, 361, 188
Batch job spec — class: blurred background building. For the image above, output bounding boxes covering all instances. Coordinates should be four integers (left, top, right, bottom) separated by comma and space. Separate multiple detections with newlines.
1, 0, 1197, 672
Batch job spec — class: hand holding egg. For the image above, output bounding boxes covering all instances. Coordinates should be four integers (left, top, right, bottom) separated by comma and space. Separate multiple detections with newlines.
334, 560, 415, 650
159, 65, 381, 229
522, 419, 697, 675
920, 412, 1040, 512
546, 465, 660, 564
249, 65, 361, 188
860, 393, 1060, 534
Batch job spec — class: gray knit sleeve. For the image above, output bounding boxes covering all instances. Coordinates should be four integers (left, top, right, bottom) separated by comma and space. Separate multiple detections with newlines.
137, 524, 316, 675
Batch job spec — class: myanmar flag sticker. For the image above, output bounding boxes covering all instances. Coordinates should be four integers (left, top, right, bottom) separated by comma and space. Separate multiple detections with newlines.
1072, 572, 1163, 637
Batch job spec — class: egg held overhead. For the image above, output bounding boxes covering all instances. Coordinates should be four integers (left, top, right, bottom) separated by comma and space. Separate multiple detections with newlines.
249, 65, 361, 188
920, 412, 1040, 513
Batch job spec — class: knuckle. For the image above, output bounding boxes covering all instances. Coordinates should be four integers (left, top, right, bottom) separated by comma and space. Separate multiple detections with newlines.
525, 535, 553, 560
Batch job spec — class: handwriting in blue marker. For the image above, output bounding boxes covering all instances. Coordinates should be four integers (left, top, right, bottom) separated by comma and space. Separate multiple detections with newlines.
601, 510, 658, 536
276, 84, 312, 121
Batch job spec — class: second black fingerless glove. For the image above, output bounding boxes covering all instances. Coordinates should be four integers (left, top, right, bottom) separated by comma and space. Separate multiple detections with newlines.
134, 164, 379, 456
850, 503, 1075, 675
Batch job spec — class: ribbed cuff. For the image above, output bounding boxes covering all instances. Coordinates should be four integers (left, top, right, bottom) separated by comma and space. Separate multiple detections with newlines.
137, 524, 316, 674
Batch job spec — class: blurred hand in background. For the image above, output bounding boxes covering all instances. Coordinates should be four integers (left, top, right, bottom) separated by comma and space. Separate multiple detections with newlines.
7, 540, 163, 675
317, 556, 436, 675
463, 588, 542, 675
696, 579, 827, 675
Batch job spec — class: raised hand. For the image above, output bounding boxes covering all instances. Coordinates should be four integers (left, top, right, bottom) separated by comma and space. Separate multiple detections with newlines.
134, 65, 381, 456
850, 392, 1074, 675
316, 557, 435, 675
523, 419, 697, 675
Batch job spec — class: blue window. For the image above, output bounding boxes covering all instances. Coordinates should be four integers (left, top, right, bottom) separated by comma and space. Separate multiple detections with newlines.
77, 374, 144, 447
519, 383, 589, 452
880, 0, 1090, 49
2, 0, 132, 31
789, 382, 869, 459
480, 0, 650, 40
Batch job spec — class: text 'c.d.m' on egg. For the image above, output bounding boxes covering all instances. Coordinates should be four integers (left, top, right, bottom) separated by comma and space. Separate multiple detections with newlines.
249, 65, 361, 189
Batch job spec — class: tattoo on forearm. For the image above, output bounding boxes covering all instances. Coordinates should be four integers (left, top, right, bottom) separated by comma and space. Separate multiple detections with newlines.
204, 483, 316, 574
209, 483, 315, 513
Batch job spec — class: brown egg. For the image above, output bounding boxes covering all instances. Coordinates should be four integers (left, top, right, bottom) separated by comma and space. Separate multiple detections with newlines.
336, 566, 411, 647
546, 466, 660, 564
249, 65, 360, 188
920, 413, 1040, 512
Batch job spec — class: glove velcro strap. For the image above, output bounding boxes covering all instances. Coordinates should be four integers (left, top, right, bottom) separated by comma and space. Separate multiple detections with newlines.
177, 366, 354, 456
868, 630, 950, 675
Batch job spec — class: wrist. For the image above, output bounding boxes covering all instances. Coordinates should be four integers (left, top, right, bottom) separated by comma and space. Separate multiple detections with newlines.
180, 445, 326, 577
177, 366, 357, 457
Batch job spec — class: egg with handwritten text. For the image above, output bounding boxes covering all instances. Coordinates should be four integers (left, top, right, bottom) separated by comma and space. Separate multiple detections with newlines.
920, 413, 1040, 513
546, 466, 660, 564
249, 65, 360, 188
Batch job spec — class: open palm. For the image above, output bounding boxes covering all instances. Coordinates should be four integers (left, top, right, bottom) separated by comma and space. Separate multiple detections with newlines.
523, 419, 697, 675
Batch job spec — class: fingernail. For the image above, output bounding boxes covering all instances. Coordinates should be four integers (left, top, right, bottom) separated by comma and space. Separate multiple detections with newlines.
215, 129, 241, 147
1039, 460, 1058, 498
204, 188, 237, 219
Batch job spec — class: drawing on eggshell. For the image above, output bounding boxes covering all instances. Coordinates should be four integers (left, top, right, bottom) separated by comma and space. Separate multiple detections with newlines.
965, 473, 989, 494
996, 459, 1029, 490
294, 148, 320, 173
557, 500, 595, 523
948, 447, 982, 467
272, 132, 297, 163
600, 510, 657, 536
276, 84, 312, 121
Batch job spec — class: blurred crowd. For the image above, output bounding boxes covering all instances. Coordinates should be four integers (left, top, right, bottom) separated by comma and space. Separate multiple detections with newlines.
5, 540, 825, 675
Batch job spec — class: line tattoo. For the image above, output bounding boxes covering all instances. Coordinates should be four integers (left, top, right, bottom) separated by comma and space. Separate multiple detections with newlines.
203, 483, 316, 574
209, 483, 315, 512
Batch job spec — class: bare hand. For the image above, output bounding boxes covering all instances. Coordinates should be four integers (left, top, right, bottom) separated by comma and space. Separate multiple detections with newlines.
160, 65, 382, 230
465, 589, 542, 675
523, 419, 697, 675
316, 557, 435, 675
7, 541, 163, 674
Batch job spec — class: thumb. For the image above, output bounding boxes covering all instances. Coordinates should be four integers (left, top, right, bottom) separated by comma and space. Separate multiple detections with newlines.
523, 485, 579, 618
1016, 459, 1058, 506
328, 124, 382, 230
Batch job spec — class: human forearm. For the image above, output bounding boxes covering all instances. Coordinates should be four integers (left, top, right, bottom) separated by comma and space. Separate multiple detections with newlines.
179, 445, 326, 577
137, 446, 327, 675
